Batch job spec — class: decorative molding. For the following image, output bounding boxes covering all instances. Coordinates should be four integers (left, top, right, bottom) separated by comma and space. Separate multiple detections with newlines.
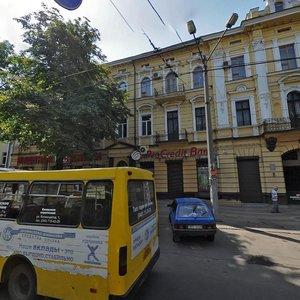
252, 39, 265, 51
265, 137, 277, 152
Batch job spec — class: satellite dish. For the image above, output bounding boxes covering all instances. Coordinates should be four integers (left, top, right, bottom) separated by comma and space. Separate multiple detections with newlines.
54, 0, 82, 10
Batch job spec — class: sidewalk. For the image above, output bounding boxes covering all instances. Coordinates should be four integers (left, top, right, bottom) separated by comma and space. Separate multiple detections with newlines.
217, 202, 300, 231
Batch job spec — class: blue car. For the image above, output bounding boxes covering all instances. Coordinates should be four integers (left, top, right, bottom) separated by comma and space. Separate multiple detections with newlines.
168, 198, 217, 242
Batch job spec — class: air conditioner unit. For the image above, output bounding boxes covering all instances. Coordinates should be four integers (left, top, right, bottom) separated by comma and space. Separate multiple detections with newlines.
223, 61, 230, 69
152, 72, 162, 80
140, 145, 149, 154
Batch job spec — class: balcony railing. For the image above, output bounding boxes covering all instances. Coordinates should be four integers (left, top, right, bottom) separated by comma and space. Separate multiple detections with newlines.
153, 84, 185, 97
260, 117, 300, 133
155, 129, 188, 143
262, 118, 291, 132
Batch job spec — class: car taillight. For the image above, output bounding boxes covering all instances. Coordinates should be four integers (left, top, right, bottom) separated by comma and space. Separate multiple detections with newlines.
119, 246, 127, 276
174, 224, 187, 229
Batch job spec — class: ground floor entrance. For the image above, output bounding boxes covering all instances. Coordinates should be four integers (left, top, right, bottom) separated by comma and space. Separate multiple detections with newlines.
167, 160, 183, 199
283, 149, 300, 204
237, 157, 263, 203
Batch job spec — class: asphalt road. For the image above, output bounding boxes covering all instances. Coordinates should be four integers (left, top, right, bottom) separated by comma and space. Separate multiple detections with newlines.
134, 201, 300, 300
0, 201, 299, 300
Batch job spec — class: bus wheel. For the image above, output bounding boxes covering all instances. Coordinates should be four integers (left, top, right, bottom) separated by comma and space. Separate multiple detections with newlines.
8, 264, 36, 300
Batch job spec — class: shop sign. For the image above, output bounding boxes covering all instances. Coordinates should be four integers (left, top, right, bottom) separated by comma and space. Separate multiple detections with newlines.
17, 156, 54, 165
63, 153, 102, 165
131, 150, 142, 161
289, 193, 300, 201
143, 147, 207, 160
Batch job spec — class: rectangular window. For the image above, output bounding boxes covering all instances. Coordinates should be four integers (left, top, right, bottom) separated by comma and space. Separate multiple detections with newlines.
279, 44, 297, 70
236, 100, 251, 126
128, 180, 156, 225
275, 1, 284, 12
82, 180, 113, 229
197, 160, 209, 191
231, 56, 246, 80
1, 152, 7, 167
195, 107, 206, 131
117, 119, 127, 138
167, 110, 179, 141
0, 182, 28, 219
18, 181, 83, 226
141, 114, 152, 136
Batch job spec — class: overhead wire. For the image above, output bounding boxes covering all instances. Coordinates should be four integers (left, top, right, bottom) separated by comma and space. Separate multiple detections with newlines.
109, 0, 135, 32
146, 0, 165, 25
142, 29, 188, 87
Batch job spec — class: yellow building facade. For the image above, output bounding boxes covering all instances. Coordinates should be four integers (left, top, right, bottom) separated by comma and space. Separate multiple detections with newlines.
11, 0, 300, 203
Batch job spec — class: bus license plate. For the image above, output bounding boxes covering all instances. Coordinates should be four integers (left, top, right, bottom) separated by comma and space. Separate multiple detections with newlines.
188, 225, 202, 229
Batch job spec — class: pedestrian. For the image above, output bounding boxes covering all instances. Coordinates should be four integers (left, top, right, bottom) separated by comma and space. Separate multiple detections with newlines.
271, 186, 279, 213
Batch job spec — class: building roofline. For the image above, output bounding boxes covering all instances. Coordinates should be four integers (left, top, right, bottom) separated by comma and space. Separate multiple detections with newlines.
106, 6, 300, 67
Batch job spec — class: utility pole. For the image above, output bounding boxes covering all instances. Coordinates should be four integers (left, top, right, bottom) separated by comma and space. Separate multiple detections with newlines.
187, 13, 238, 218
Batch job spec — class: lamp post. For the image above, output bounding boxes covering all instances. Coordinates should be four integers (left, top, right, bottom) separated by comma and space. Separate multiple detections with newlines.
187, 13, 238, 218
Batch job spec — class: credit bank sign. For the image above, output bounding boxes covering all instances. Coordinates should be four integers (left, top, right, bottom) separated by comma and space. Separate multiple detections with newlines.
143, 147, 207, 160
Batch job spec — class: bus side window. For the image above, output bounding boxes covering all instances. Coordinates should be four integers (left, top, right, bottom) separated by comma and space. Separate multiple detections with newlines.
18, 181, 82, 226
82, 181, 112, 229
0, 182, 28, 219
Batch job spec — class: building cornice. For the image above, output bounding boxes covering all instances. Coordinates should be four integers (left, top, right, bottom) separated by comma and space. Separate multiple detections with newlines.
106, 6, 300, 67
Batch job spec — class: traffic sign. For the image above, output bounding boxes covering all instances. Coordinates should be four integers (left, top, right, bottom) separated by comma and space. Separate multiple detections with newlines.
54, 0, 82, 10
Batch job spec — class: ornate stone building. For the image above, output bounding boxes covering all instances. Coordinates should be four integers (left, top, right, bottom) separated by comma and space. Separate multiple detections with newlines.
11, 0, 300, 203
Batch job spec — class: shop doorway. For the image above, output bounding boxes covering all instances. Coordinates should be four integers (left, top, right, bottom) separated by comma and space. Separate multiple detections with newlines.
237, 157, 263, 203
282, 150, 300, 204
167, 160, 183, 199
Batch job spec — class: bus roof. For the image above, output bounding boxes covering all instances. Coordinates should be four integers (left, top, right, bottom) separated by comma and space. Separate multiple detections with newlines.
0, 167, 154, 181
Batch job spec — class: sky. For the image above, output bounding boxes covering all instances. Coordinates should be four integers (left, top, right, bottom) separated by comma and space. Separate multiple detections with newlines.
0, 0, 265, 62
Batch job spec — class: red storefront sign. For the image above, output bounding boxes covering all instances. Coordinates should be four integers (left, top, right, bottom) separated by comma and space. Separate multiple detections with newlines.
63, 153, 102, 164
143, 147, 207, 159
17, 153, 102, 165
17, 156, 54, 165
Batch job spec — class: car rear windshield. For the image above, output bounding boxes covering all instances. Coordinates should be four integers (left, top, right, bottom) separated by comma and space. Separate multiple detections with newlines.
177, 204, 210, 218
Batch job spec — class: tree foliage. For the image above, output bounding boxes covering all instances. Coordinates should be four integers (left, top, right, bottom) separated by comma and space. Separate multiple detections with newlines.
0, 4, 129, 168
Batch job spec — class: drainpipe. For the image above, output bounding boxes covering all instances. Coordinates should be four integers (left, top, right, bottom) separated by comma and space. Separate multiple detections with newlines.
132, 61, 137, 148
5, 141, 13, 168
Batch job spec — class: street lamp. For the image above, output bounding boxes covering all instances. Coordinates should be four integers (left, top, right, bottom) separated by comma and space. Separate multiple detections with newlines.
187, 13, 238, 218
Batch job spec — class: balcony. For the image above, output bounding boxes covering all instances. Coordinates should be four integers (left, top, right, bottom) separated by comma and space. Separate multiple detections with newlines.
260, 117, 300, 133
155, 129, 188, 143
154, 84, 186, 105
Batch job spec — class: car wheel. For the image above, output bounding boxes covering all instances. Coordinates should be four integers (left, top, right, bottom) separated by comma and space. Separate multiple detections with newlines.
207, 235, 215, 242
173, 233, 181, 243
8, 263, 36, 300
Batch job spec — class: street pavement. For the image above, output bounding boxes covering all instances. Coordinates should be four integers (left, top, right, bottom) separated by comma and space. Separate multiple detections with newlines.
135, 200, 300, 300
0, 201, 299, 299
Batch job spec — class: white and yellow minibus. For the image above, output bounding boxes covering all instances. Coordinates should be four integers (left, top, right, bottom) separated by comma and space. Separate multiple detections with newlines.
0, 167, 159, 300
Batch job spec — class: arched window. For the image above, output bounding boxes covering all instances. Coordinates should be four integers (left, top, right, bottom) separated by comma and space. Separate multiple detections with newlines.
118, 81, 127, 92
287, 91, 300, 128
165, 72, 177, 94
275, 1, 284, 12
117, 160, 128, 167
141, 77, 151, 97
193, 66, 204, 89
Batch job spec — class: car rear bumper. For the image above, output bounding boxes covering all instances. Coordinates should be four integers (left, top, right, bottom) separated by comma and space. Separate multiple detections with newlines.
173, 227, 216, 237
